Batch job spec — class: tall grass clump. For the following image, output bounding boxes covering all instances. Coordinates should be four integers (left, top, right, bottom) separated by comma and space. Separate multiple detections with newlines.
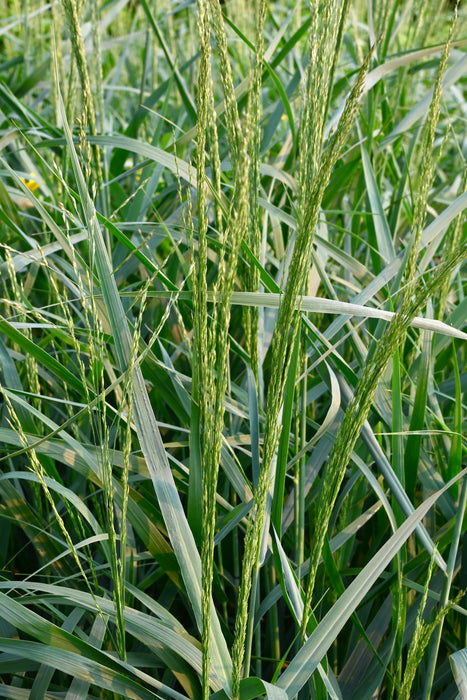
0, 0, 466, 698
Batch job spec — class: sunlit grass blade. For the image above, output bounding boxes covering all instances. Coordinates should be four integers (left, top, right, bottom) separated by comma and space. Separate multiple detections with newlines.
0, 0, 465, 696
0, 590, 191, 700
450, 648, 467, 698
56, 84, 232, 692
381, 51, 467, 146
277, 467, 467, 698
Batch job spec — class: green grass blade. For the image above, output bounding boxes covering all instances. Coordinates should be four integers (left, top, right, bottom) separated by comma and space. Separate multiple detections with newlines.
381, 51, 467, 146
56, 86, 232, 691
0, 638, 182, 700
277, 467, 467, 697
0, 320, 84, 393
450, 648, 467, 697
360, 144, 395, 265
404, 326, 431, 502
0, 591, 188, 700
246, 365, 260, 489
138, 0, 197, 123
271, 325, 300, 535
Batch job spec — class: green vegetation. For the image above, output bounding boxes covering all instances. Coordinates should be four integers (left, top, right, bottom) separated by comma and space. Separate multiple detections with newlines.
0, 0, 466, 697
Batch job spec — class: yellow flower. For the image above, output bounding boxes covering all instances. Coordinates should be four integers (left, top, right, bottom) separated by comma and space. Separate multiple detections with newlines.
20, 173, 40, 192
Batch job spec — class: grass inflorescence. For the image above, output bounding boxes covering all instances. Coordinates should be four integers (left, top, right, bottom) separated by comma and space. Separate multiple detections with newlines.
0, 0, 466, 698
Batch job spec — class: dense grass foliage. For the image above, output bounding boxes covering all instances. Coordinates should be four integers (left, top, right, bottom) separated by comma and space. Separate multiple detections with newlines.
0, 0, 466, 698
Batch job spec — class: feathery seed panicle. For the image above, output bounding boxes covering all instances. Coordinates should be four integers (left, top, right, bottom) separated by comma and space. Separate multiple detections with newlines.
195, 0, 217, 694
61, 0, 103, 198
401, 8, 457, 309
231, 3, 370, 691
242, 0, 267, 384
195, 0, 251, 694
0, 388, 108, 623
300, 8, 458, 637
1, 0, 466, 697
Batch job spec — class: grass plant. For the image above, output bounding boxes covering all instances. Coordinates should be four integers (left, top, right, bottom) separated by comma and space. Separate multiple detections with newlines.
0, 0, 466, 698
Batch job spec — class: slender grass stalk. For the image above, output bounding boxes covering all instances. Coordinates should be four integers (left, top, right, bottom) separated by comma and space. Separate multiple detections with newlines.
194, 0, 217, 693
61, 0, 103, 198
231, 9, 371, 694
38, 250, 103, 593
400, 549, 437, 700
0, 390, 107, 623
89, 0, 110, 217
207, 0, 243, 160
389, 347, 407, 699
324, 0, 351, 127
242, 0, 267, 383
301, 9, 457, 637
69, 221, 129, 659
51, 3, 65, 127
401, 547, 465, 700
1, 1, 466, 697
195, 0, 250, 694
437, 171, 466, 319
300, 244, 467, 634
295, 343, 307, 578
422, 341, 466, 698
